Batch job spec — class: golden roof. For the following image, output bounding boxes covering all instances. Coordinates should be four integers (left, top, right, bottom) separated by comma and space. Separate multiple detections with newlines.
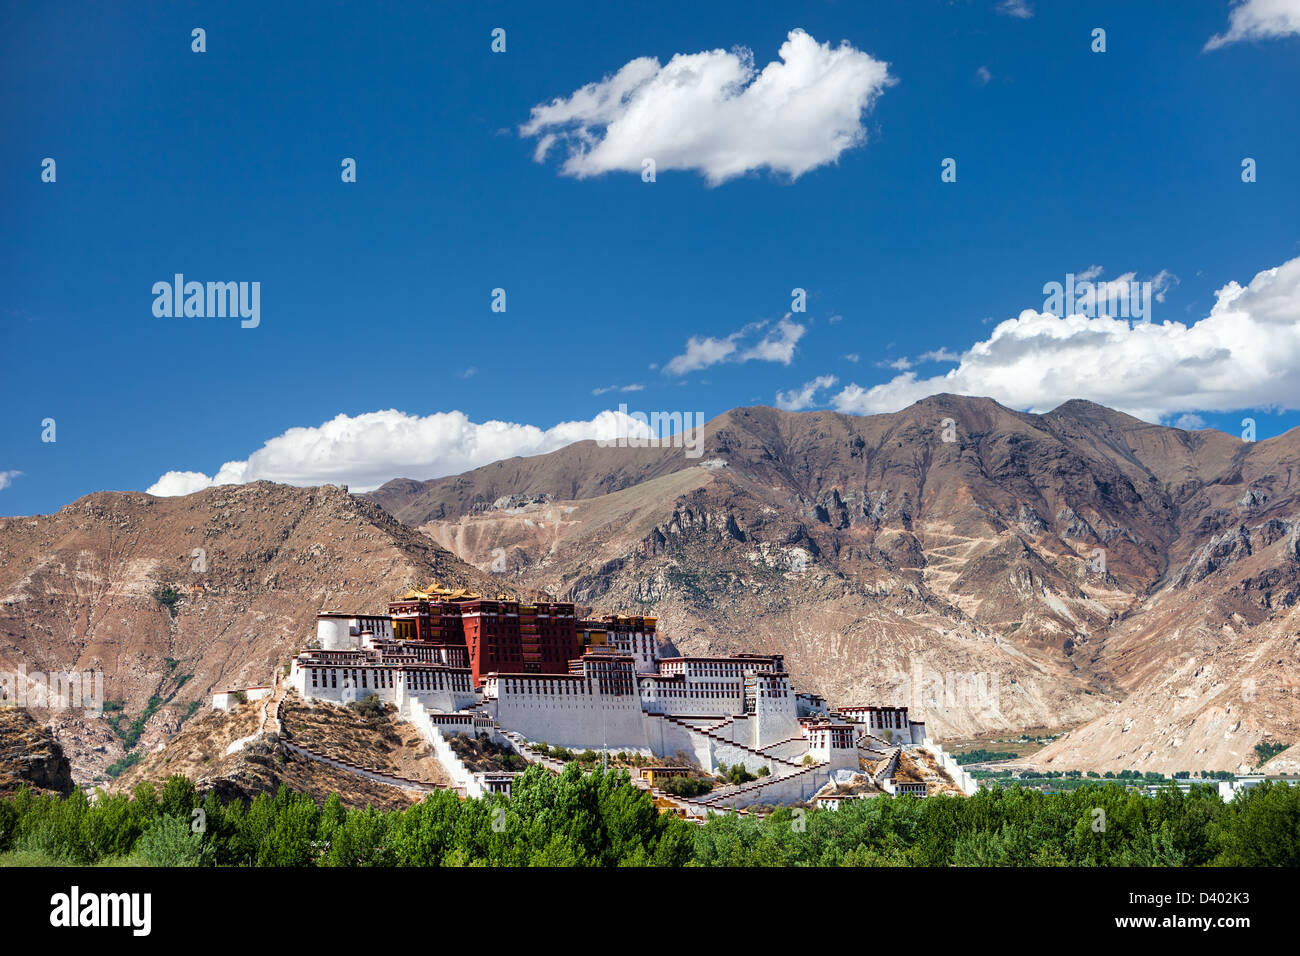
399, 580, 482, 601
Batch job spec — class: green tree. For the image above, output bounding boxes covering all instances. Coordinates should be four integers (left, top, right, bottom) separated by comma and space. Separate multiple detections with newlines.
136, 814, 213, 866
256, 787, 322, 867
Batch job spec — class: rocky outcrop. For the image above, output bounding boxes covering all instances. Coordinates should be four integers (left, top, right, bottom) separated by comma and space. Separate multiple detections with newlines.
0, 709, 74, 797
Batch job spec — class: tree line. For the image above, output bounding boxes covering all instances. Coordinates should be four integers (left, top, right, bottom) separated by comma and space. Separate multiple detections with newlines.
0, 765, 1295, 867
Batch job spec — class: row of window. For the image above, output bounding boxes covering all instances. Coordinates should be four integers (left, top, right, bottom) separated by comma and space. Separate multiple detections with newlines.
810, 730, 855, 748
641, 684, 742, 697
307, 667, 470, 692
665, 662, 778, 678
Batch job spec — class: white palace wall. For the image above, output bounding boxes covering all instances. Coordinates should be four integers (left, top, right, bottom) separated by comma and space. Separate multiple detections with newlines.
643, 714, 713, 768
641, 714, 789, 775
316, 614, 395, 650
491, 677, 648, 750
753, 695, 801, 747
639, 678, 743, 717
290, 660, 477, 713
923, 743, 979, 795
705, 765, 833, 810
762, 738, 811, 763
406, 701, 482, 798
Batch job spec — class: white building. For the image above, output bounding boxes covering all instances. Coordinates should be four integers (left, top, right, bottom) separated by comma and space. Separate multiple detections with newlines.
287, 599, 955, 804
212, 685, 272, 711
838, 704, 927, 745
289, 645, 477, 715
796, 692, 830, 718
1218, 773, 1267, 800
315, 612, 394, 650
805, 719, 860, 770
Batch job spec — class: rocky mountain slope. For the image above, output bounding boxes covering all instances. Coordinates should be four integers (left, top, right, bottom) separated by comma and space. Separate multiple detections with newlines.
373, 396, 1300, 772
111, 692, 449, 809
0, 481, 495, 783
0, 708, 74, 797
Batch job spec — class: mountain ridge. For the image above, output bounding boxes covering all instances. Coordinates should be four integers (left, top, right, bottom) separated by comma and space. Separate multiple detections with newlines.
375, 395, 1300, 771
4, 395, 1299, 780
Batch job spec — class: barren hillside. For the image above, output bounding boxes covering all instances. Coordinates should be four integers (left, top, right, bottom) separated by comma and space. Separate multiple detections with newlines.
0, 481, 494, 782
111, 692, 449, 809
378, 397, 1300, 769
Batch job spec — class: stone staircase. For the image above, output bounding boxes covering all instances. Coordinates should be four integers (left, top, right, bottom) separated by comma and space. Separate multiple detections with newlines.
655, 713, 803, 774
698, 760, 829, 809
873, 747, 902, 787
497, 729, 567, 773
757, 733, 807, 755
280, 739, 446, 795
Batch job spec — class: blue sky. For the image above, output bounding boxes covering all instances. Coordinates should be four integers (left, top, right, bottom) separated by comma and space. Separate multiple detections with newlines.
2, 0, 1299, 516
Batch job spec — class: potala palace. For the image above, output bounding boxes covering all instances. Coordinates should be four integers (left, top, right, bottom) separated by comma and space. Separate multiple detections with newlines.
281, 583, 976, 813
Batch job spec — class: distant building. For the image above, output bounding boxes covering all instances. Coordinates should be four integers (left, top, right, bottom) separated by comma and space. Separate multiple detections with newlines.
815, 792, 873, 810
893, 782, 928, 797
639, 766, 692, 786
212, 685, 272, 711
477, 772, 520, 797
796, 692, 829, 718
837, 705, 926, 745
1218, 773, 1267, 800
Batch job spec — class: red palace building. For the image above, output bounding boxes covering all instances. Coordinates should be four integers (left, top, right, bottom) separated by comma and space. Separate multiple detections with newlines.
387, 584, 575, 684
388, 582, 658, 685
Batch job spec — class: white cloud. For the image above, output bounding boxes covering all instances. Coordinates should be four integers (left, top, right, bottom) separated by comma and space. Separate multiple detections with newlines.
520, 29, 895, 185
147, 471, 216, 497
0, 470, 22, 492
592, 383, 645, 395
1206, 0, 1300, 50
918, 347, 961, 364
739, 317, 807, 364
1150, 269, 1180, 303
664, 333, 742, 376
830, 254, 1300, 423
664, 317, 806, 376
876, 357, 912, 371
975, 66, 992, 85
1171, 413, 1208, 430
844, 353, 860, 363
146, 408, 655, 497
1051, 267, 1179, 311
997, 0, 1034, 19
776, 375, 838, 411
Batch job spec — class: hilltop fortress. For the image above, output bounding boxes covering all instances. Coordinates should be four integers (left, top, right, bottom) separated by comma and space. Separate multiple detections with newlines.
286, 582, 975, 810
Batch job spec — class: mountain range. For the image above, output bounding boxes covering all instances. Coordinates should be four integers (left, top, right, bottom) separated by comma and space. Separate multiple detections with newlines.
3, 395, 1298, 782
